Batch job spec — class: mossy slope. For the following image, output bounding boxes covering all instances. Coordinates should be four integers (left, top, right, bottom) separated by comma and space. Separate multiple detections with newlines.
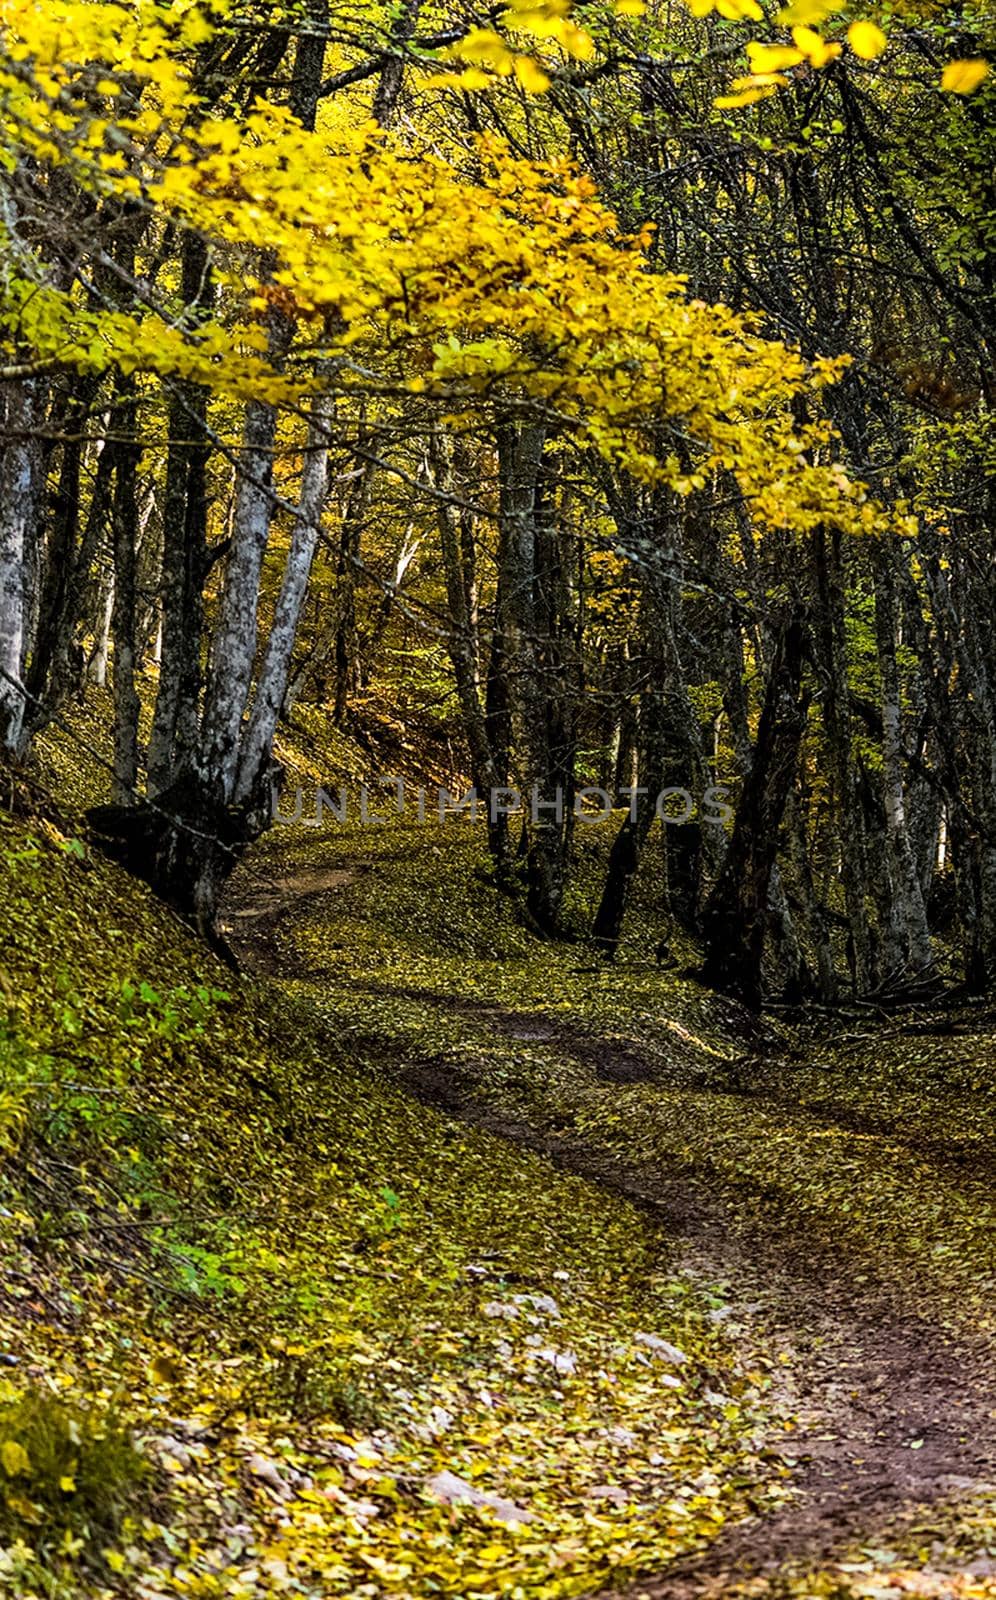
0, 808, 780, 1599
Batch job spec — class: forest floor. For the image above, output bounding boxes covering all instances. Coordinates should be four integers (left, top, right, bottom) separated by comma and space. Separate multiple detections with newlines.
1, 706, 994, 1598
223, 812, 996, 1599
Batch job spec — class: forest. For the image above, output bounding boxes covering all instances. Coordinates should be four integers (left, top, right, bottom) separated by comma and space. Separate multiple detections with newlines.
0, 0, 994, 1596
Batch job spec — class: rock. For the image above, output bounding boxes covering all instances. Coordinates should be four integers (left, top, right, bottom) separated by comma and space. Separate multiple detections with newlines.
607, 1426, 637, 1448
157, 1436, 192, 1470
246, 1454, 293, 1499
221, 1523, 254, 1542
634, 1333, 688, 1364
483, 1301, 518, 1320
512, 1293, 561, 1319
534, 1346, 577, 1376
425, 1470, 532, 1526
584, 1483, 629, 1506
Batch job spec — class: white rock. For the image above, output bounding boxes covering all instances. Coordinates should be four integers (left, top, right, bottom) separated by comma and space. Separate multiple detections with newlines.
157, 1436, 192, 1470
584, 1483, 629, 1506
607, 1426, 637, 1448
512, 1293, 561, 1319
427, 1405, 454, 1436
634, 1333, 688, 1364
535, 1346, 577, 1376
246, 1454, 292, 1499
425, 1470, 532, 1526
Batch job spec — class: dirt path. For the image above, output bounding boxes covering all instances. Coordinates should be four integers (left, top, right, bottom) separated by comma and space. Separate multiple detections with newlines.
219, 863, 367, 975
226, 863, 996, 1598
400, 1056, 995, 1595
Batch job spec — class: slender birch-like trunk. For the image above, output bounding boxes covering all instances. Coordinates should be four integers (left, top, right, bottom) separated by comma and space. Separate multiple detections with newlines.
234, 391, 335, 805
0, 379, 45, 754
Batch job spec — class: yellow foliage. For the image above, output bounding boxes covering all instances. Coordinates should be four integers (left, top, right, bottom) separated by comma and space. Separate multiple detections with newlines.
747, 41, 805, 71
1, 1440, 30, 1478
0, 0, 895, 544
940, 58, 990, 93
791, 26, 842, 64
847, 19, 888, 58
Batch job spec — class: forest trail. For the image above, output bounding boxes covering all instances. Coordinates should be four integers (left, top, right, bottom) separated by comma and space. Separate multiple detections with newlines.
226, 852, 996, 1599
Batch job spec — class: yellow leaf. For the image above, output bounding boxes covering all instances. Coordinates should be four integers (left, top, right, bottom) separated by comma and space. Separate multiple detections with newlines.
59, 1475, 76, 1493
1, 1439, 30, 1477
513, 55, 551, 91
940, 58, 989, 94
715, 83, 778, 105
615, 0, 647, 15
791, 26, 841, 64
715, 0, 764, 18
149, 1353, 182, 1385
425, 67, 495, 89
777, 0, 843, 25
847, 20, 887, 58
747, 41, 804, 70
730, 72, 790, 87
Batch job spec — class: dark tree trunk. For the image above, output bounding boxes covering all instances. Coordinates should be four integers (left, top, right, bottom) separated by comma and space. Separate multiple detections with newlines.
495, 420, 574, 934
148, 233, 212, 793
431, 430, 512, 879
592, 706, 659, 958
700, 615, 809, 1010
109, 393, 141, 805
87, 774, 251, 961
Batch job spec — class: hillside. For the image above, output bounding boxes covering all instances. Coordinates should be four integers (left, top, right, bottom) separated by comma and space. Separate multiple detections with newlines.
1, 732, 995, 1597
0, 798, 789, 1600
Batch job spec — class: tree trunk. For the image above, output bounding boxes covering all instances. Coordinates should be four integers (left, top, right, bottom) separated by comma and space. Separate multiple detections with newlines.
700, 615, 808, 1010
235, 390, 334, 804
0, 379, 45, 755
496, 420, 573, 933
431, 430, 512, 878
109, 402, 141, 805
148, 235, 212, 793
813, 523, 876, 991
872, 540, 934, 981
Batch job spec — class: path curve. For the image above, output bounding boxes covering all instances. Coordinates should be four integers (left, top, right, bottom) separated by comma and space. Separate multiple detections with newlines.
227, 858, 996, 1598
